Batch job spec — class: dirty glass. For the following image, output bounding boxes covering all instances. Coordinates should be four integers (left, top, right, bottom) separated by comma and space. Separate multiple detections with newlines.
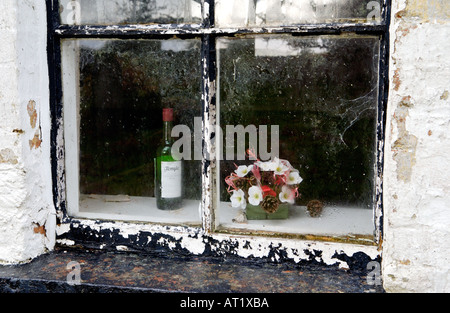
217, 35, 380, 235
62, 39, 202, 223
59, 0, 203, 25
215, 0, 382, 27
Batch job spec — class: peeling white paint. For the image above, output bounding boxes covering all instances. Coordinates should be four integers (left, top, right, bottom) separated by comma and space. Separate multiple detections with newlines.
180, 236, 206, 255
57, 217, 379, 268
56, 238, 76, 247
56, 222, 71, 237
116, 245, 129, 252
157, 237, 177, 250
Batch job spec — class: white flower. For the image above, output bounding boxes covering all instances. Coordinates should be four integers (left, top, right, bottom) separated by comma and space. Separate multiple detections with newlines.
255, 160, 274, 171
287, 170, 303, 185
282, 159, 293, 170
279, 186, 295, 204
248, 186, 263, 206
230, 189, 246, 208
257, 158, 289, 172
235, 165, 253, 177
272, 157, 289, 175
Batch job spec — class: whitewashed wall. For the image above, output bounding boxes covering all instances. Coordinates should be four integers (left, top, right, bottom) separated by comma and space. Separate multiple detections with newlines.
383, 0, 450, 292
0, 0, 54, 264
0, 0, 449, 292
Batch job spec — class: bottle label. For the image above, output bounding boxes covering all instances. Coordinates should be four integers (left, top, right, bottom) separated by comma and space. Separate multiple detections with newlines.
161, 161, 182, 198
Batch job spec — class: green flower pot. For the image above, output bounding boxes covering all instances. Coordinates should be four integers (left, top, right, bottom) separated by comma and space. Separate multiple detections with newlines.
246, 203, 289, 220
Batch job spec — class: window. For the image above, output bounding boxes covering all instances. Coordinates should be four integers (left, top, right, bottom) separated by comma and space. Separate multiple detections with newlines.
49, 0, 389, 245
62, 38, 203, 226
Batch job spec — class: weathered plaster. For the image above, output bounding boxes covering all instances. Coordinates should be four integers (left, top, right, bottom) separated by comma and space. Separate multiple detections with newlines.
383, 0, 450, 292
391, 96, 418, 182
0, 0, 54, 264
394, 0, 450, 23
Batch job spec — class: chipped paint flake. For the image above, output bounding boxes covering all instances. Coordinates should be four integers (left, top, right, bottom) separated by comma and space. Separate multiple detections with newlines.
33, 224, 46, 235
29, 129, 42, 150
27, 100, 37, 129
0, 148, 18, 165
392, 97, 418, 182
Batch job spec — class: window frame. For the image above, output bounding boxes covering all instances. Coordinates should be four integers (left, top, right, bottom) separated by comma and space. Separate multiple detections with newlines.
47, 0, 391, 251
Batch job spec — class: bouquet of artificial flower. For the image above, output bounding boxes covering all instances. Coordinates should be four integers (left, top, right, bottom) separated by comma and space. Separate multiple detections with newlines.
225, 156, 303, 214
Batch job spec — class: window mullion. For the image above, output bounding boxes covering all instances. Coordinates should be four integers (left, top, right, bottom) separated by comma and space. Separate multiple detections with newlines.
201, 33, 216, 233
203, 0, 214, 28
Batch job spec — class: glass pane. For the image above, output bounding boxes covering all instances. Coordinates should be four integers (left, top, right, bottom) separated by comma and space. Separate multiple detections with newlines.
60, 0, 203, 25
62, 39, 202, 225
217, 35, 380, 237
215, 0, 382, 27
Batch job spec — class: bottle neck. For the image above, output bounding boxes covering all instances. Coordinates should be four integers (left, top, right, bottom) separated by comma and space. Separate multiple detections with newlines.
163, 120, 172, 144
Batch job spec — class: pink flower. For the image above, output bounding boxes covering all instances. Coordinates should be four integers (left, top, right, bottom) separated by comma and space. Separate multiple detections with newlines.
251, 164, 261, 181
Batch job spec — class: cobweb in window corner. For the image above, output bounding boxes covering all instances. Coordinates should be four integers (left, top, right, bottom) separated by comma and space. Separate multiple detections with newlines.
336, 86, 378, 147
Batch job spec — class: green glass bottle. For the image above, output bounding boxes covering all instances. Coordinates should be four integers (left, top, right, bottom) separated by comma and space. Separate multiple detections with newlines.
154, 108, 183, 210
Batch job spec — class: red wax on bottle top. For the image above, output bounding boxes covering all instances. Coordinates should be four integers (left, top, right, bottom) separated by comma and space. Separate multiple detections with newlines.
162, 108, 173, 122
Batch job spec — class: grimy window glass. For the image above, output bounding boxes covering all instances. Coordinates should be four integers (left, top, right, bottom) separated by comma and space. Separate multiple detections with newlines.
62, 38, 203, 225
216, 35, 380, 237
51, 0, 388, 241
215, 0, 382, 27
77, 39, 201, 196
60, 0, 203, 25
